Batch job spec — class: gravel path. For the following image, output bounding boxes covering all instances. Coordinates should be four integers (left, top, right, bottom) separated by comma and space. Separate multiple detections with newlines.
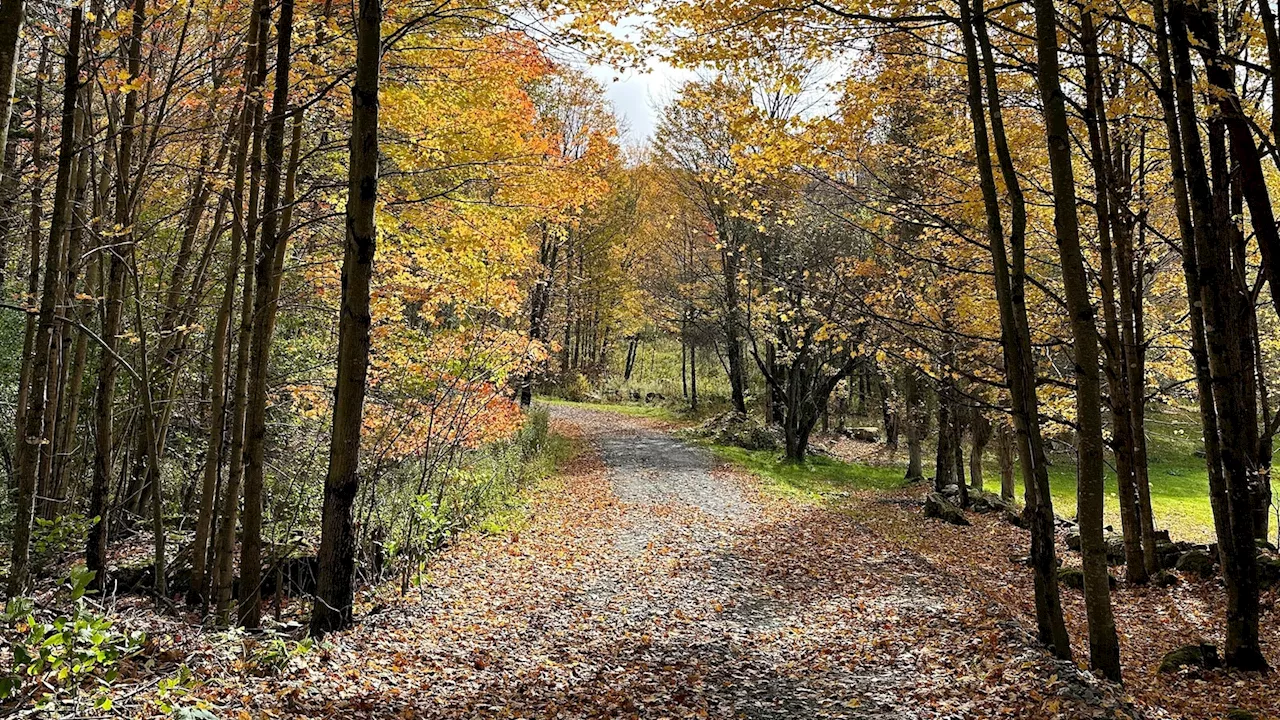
545, 405, 1138, 720
261, 404, 1141, 719
551, 405, 904, 718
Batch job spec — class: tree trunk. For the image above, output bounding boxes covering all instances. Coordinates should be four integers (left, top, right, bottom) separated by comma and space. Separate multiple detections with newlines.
520, 226, 559, 407
13, 44, 45, 500
9, 7, 82, 597
47, 98, 94, 520
719, 240, 747, 413
903, 368, 925, 481
0, 137, 18, 283
934, 385, 954, 492
996, 424, 1015, 501
1164, 0, 1268, 671
1183, 2, 1278, 547
690, 343, 698, 412
1028, 0, 1120, 680
965, 0, 1071, 660
88, 37, 125, 585
969, 412, 991, 492
214, 0, 266, 623
311, 0, 380, 635
1080, 12, 1147, 583
239, 0, 295, 628
0, 0, 24, 177
189, 182, 242, 605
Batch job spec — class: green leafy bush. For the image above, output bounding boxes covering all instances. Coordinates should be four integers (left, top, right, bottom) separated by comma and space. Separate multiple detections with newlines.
0, 567, 145, 705
244, 633, 314, 677
561, 371, 595, 402
31, 513, 95, 568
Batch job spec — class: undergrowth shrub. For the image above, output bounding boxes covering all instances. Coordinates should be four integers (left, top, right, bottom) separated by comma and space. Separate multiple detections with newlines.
0, 567, 145, 710
31, 513, 95, 571
380, 407, 569, 585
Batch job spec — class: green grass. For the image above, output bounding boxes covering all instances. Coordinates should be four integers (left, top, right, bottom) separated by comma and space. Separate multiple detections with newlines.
1027, 406, 1268, 542
477, 430, 579, 536
700, 443, 907, 502
539, 396, 717, 424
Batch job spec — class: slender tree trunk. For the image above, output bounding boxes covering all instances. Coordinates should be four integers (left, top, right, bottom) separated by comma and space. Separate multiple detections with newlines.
690, 343, 698, 412
311, 0, 380, 634
189, 188, 241, 604
965, 0, 1072, 660
239, 0, 295, 629
88, 84, 127, 587
904, 368, 925, 480
9, 5, 84, 594
1164, 0, 1268, 671
997, 424, 1015, 501
47, 99, 94, 519
0, 138, 18, 283
1028, 0, 1119, 680
520, 228, 559, 407
1183, 3, 1278, 546
1080, 12, 1147, 583
719, 236, 747, 413
934, 385, 954, 492
969, 412, 990, 492
214, 0, 266, 623
1118, 145, 1160, 576
9, 6, 83, 596
0, 0, 24, 177
13, 44, 47, 498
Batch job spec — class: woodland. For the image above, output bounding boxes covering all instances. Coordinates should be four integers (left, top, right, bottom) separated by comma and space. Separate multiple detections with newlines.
1, 0, 1280, 716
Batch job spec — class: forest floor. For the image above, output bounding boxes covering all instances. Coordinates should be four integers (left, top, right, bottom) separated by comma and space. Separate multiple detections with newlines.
53, 404, 1274, 718
177, 404, 1151, 719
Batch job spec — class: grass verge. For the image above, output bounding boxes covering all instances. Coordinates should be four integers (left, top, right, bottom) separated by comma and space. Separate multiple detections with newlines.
702, 444, 908, 502
539, 397, 716, 425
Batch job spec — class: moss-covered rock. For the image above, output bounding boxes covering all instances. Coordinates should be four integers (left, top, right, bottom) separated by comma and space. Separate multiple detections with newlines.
923, 492, 969, 526
1057, 566, 1115, 590
1257, 554, 1280, 590
1003, 509, 1029, 529
1175, 549, 1216, 578
1157, 643, 1219, 673
1105, 535, 1127, 565
968, 491, 1011, 514
1155, 541, 1196, 569
1225, 708, 1257, 720
1057, 567, 1085, 590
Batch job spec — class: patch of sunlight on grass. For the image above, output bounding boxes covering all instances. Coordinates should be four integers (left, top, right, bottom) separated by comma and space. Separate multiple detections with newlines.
1010, 404, 1275, 543
704, 443, 907, 503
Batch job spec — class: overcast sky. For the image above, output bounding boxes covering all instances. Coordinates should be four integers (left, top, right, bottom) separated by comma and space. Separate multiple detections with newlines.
586, 59, 696, 145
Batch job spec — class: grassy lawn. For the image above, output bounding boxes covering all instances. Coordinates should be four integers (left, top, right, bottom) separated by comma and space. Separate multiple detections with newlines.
1030, 407, 1262, 542
703, 443, 907, 502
